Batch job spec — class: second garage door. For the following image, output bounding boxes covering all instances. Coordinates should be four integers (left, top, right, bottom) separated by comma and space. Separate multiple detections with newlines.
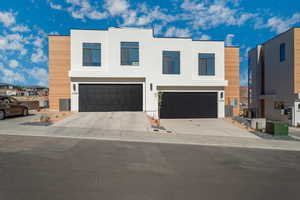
79, 84, 143, 112
159, 92, 218, 118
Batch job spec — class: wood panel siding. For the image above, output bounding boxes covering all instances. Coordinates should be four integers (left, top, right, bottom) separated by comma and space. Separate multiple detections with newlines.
224, 47, 240, 117
48, 36, 70, 111
294, 28, 300, 93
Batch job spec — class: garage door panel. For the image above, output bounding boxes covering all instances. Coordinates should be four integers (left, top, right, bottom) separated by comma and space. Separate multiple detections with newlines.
160, 92, 218, 118
79, 84, 143, 112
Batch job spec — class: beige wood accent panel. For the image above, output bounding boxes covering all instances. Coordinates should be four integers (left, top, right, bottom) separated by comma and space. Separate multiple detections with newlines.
48, 36, 70, 111
294, 28, 300, 93
224, 47, 240, 117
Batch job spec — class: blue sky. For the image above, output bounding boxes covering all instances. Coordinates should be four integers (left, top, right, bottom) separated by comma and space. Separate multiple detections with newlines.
0, 0, 300, 86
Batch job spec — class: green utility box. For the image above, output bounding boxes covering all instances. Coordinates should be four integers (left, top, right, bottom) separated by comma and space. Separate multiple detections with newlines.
266, 121, 289, 136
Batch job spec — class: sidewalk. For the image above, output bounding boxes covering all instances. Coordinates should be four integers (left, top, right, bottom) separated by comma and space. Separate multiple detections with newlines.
1, 126, 300, 151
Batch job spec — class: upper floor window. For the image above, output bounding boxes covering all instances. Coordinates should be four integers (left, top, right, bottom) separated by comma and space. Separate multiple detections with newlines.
162, 51, 180, 75
280, 43, 286, 62
198, 53, 215, 76
83, 43, 101, 66
121, 42, 139, 66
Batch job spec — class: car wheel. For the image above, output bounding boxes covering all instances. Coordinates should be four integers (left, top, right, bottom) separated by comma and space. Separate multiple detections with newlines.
23, 108, 28, 116
0, 110, 5, 120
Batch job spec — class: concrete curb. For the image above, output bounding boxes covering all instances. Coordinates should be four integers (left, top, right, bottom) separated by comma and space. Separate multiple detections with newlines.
1, 129, 300, 152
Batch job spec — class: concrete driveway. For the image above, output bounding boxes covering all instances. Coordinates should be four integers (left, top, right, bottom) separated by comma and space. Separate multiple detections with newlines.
161, 119, 259, 139
53, 112, 150, 132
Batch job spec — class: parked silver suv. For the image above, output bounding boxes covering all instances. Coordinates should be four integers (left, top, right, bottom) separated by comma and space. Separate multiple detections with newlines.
0, 96, 29, 120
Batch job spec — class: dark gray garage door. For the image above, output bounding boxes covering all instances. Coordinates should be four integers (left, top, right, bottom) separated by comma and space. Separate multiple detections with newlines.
79, 84, 143, 112
159, 92, 218, 118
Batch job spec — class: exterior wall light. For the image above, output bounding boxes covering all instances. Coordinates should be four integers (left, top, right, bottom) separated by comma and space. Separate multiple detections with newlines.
220, 92, 224, 100
73, 84, 77, 92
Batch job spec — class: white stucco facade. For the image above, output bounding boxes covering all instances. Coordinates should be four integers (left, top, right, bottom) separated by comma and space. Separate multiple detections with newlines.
69, 27, 228, 118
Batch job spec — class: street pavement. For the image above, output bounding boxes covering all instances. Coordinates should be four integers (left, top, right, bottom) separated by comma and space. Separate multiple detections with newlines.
0, 134, 300, 200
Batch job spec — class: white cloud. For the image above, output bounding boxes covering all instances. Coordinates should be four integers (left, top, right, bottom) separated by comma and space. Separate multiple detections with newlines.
121, 4, 177, 27
240, 70, 248, 86
9, 59, 19, 68
28, 29, 48, 63
48, 0, 107, 20
255, 13, 300, 34
49, 31, 60, 35
199, 34, 211, 40
165, 26, 191, 37
240, 47, 251, 63
49, 1, 63, 10
225, 34, 235, 46
0, 9, 51, 86
180, 0, 205, 11
153, 24, 164, 35
181, 0, 255, 30
0, 66, 26, 84
26, 67, 48, 86
0, 11, 16, 27
10, 25, 30, 32
0, 33, 27, 54
33, 37, 44, 48
105, 0, 129, 16
31, 48, 47, 63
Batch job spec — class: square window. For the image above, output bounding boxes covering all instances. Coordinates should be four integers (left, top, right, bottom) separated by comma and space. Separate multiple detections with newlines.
121, 42, 139, 66
198, 53, 215, 76
162, 51, 180, 74
82, 43, 101, 66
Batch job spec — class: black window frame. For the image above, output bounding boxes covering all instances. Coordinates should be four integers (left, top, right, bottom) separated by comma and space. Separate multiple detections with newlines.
120, 42, 139, 66
162, 51, 181, 75
280, 43, 286, 62
82, 43, 101, 67
198, 53, 215, 76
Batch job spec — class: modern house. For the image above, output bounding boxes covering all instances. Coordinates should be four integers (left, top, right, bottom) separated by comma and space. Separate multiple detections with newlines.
248, 27, 300, 125
49, 27, 240, 119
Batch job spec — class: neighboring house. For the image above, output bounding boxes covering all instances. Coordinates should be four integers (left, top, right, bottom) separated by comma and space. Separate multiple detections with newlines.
49, 27, 240, 118
24, 86, 49, 96
240, 86, 248, 117
0, 83, 20, 96
240, 86, 248, 107
248, 27, 300, 125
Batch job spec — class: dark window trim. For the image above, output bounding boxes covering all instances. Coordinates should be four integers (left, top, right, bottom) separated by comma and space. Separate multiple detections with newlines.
280, 43, 286, 62
162, 50, 181, 75
120, 42, 140, 66
198, 53, 215, 76
82, 43, 101, 67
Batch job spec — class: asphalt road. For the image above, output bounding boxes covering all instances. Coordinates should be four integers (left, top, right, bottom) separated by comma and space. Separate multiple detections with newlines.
0, 135, 300, 200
